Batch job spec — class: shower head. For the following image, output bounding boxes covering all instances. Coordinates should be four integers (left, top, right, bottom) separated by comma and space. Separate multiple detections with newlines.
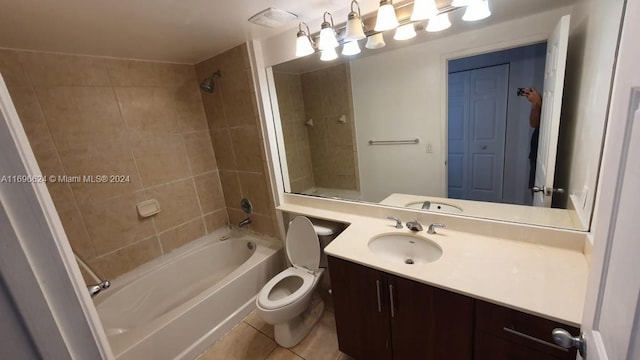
200, 70, 222, 93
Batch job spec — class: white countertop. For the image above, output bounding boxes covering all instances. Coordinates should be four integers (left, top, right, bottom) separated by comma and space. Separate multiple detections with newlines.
278, 202, 588, 327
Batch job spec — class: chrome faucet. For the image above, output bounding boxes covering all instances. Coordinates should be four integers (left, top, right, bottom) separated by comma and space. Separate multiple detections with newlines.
427, 223, 446, 234
87, 281, 110, 297
239, 217, 252, 227
387, 216, 403, 229
421, 201, 431, 210
406, 220, 423, 232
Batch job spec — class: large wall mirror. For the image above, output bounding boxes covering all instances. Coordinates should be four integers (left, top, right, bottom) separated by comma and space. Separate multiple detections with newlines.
265, 0, 625, 230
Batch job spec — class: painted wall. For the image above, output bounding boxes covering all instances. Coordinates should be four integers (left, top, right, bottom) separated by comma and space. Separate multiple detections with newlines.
0, 277, 40, 359
555, 0, 626, 227
0, 49, 228, 280
349, 8, 569, 202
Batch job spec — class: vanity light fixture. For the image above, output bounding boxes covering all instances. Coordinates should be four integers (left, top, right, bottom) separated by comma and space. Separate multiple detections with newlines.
451, 0, 473, 7
426, 13, 452, 32
319, 12, 339, 50
295, 22, 315, 57
342, 40, 362, 56
345, 0, 366, 42
410, 0, 438, 21
394, 23, 417, 41
320, 47, 339, 61
462, 0, 491, 21
365, 33, 386, 49
374, 0, 400, 32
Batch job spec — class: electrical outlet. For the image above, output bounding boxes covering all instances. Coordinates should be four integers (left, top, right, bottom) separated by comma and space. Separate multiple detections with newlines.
426, 143, 433, 153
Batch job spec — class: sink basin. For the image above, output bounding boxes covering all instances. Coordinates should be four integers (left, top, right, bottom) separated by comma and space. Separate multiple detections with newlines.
406, 201, 463, 214
368, 234, 442, 265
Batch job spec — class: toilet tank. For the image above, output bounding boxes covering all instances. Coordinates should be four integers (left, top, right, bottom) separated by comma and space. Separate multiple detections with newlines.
310, 219, 343, 268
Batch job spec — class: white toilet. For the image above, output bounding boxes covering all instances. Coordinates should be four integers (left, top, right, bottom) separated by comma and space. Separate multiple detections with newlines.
255, 216, 340, 348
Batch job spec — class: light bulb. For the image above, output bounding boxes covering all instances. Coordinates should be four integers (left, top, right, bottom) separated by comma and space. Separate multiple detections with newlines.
394, 24, 417, 41
426, 13, 451, 32
319, 27, 339, 50
345, 1, 366, 42
462, 0, 491, 21
342, 40, 361, 56
411, 0, 438, 21
295, 34, 314, 57
451, 0, 473, 6
374, 0, 399, 32
365, 33, 386, 49
320, 47, 338, 61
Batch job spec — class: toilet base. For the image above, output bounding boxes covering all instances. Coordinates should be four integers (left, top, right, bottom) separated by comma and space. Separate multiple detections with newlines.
273, 294, 325, 348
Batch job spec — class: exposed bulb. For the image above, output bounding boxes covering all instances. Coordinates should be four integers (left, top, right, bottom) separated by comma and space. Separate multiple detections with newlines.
394, 24, 417, 41
320, 47, 338, 61
374, 0, 399, 31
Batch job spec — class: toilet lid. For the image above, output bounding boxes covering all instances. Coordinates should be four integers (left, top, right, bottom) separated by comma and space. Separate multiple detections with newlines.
286, 216, 320, 272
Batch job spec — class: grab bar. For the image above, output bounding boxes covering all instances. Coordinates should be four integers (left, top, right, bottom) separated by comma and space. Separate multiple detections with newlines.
368, 138, 419, 145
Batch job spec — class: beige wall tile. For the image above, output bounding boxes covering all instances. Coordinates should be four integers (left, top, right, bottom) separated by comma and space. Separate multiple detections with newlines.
198, 322, 276, 360
107, 60, 191, 87
88, 237, 162, 279
203, 209, 229, 233
114, 87, 181, 136
145, 179, 201, 232
0, 49, 30, 88
77, 191, 156, 256
238, 172, 272, 216
177, 85, 208, 132
21, 52, 111, 86
227, 208, 247, 229
184, 131, 217, 175
230, 126, 264, 173
247, 214, 277, 238
132, 134, 190, 187
200, 88, 227, 129
210, 129, 237, 170
219, 170, 242, 209
159, 218, 206, 253
194, 172, 225, 213
221, 69, 258, 127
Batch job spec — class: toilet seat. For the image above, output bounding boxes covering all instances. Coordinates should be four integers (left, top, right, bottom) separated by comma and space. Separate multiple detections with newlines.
257, 267, 316, 310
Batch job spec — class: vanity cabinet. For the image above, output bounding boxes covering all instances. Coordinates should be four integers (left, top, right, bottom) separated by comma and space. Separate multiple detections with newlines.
328, 256, 579, 360
328, 256, 474, 360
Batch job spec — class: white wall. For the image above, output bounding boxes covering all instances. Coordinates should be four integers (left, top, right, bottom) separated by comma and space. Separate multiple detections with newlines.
349, 8, 571, 202
556, 0, 625, 227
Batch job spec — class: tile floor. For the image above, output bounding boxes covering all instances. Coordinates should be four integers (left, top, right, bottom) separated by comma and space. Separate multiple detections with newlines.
197, 308, 353, 360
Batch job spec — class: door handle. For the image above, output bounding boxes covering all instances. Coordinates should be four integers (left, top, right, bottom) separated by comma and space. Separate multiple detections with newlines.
532, 186, 565, 195
375, 280, 382, 313
389, 284, 395, 318
552, 328, 586, 358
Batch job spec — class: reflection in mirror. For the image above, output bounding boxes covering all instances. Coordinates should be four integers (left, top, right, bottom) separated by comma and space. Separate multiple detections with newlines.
268, 0, 625, 231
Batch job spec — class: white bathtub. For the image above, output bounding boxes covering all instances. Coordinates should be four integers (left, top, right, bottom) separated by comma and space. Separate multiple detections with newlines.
94, 228, 283, 360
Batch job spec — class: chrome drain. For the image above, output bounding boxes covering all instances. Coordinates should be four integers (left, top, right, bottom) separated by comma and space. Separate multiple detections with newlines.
405, 258, 415, 265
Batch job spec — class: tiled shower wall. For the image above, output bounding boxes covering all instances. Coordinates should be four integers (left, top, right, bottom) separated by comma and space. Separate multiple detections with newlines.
273, 72, 315, 193
195, 44, 278, 238
0, 49, 228, 280
300, 63, 359, 191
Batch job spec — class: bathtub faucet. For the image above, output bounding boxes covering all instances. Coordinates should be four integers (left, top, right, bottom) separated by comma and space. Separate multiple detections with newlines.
87, 280, 110, 297
239, 217, 252, 228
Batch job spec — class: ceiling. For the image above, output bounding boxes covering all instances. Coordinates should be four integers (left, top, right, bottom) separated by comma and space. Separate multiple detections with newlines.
0, 0, 575, 65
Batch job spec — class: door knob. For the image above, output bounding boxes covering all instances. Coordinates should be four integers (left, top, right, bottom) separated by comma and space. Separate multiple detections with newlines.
532, 186, 565, 196
552, 328, 586, 357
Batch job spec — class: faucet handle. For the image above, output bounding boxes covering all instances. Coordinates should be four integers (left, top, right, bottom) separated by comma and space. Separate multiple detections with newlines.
427, 223, 446, 234
387, 216, 403, 229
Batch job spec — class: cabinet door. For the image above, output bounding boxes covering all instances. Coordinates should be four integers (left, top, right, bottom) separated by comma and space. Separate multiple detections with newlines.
328, 256, 392, 360
389, 275, 475, 360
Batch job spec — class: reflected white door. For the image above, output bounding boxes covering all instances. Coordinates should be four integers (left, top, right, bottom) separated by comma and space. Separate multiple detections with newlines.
533, 15, 570, 207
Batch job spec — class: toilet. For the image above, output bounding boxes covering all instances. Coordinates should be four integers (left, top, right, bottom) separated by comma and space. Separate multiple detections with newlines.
255, 216, 340, 348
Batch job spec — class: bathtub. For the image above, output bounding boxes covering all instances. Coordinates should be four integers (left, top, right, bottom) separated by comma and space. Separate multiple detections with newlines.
94, 228, 283, 360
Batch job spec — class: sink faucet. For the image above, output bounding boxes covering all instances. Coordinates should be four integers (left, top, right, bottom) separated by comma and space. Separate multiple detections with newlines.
427, 223, 446, 234
387, 216, 403, 229
239, 217, 252, 227
87, 280, 110, 297
406, 220, 423, 232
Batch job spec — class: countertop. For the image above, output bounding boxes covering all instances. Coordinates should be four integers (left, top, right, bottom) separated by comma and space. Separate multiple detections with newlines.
278, 202, 588, 327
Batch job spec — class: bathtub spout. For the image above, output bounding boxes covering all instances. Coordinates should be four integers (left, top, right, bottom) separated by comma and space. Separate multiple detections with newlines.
88, 280, 110, 297
239, 217, 252, 228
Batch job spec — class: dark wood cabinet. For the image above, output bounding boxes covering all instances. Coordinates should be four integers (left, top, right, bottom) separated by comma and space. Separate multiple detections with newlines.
474, 300, 579, 360
328, 256, 474, 360
328, 256, 581, 360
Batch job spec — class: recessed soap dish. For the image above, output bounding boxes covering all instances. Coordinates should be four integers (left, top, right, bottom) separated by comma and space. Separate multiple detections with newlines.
137, 199, 160, 218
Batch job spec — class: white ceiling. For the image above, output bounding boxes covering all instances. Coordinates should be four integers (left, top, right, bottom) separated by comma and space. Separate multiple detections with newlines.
0, 0, 575, 64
